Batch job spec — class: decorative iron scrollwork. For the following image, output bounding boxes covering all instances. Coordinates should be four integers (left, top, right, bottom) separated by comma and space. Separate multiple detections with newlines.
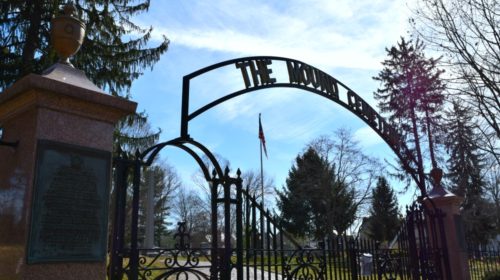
283, 248, 326, 280
377, 250, 403, 280
131, 247, 210, 280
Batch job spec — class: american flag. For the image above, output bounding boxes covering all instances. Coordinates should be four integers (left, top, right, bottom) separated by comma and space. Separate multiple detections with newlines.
259, 113, 268, 158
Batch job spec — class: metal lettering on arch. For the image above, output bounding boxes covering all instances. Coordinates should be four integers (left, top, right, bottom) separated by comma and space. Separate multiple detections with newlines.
180, 56, 425, 194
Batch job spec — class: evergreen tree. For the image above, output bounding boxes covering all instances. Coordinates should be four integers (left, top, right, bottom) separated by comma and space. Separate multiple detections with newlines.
444, 101, 483, 198
461, 196, 496, 244
444, 100, 495, 243
367, 176, 400, 243
276, 148, 317, 238
484, 155, 500, 234
114, 112, 160, 154
373, 37, 445, 189
1, 1, 169, 151
1, 0, 169, 93
308, 129, 381, 221
277, 147, 356, 239
314, 174, 356, 237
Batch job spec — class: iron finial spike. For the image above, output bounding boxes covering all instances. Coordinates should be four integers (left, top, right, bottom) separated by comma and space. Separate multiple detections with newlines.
224, 166, 230, 176
236, 168, 241, 177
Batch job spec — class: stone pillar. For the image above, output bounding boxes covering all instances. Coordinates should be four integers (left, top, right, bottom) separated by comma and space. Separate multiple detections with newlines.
0, 63, 136, 279
424, 169, 470, 280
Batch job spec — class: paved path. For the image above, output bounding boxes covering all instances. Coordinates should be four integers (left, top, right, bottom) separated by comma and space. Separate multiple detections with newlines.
231, 266, 283, 280
165, 262, 284, 279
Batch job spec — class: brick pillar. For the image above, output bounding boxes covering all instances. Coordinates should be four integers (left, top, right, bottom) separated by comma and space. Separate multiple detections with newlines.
424, 169, 470, 280
0, 63, 136, 279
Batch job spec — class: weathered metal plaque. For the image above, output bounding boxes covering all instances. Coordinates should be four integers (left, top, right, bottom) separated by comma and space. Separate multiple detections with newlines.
27, 140, 111, 263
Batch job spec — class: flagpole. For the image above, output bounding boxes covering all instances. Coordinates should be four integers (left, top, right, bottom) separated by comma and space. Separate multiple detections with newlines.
260, 133, 264, 210
259, 114, 265, 210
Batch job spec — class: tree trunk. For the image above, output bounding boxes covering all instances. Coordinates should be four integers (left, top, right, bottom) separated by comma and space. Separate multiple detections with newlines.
21, 0, 42, 76
411, 108, 426, 192
425, 110, 438, 171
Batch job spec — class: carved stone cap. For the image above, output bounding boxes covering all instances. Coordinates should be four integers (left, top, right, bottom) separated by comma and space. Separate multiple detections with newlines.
0, 71, 137, 125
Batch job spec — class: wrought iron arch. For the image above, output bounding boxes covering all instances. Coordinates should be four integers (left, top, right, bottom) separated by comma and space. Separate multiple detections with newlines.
110, 57, 448, 280
180, 56, 427, 196
139, 137, 224, 181
109, 137, 228, 280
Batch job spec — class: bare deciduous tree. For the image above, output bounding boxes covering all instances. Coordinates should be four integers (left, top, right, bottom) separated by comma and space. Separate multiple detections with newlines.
241, 170, 275, 208
308, 128, 383, 224
172, 187, 210, 234
411, 0, 500, 164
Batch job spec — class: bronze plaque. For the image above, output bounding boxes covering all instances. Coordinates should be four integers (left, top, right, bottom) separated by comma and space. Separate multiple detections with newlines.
27, 140, 111, 263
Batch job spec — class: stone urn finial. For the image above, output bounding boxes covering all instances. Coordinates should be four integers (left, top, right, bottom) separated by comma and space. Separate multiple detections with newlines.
51, 2, 85, 67
427, 167, 452, 198
430, 168, 443, 187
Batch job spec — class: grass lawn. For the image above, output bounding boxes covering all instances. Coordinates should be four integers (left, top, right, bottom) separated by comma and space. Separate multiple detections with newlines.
0, 245, 23, 280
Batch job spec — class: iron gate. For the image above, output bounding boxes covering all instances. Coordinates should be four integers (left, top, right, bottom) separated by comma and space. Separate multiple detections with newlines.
107, 55, 452, 279
107, 144, 450, 280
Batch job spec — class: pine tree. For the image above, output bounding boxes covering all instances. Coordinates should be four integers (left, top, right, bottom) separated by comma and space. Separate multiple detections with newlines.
444, 100, 495, 243
1, 0, 169, 93
277, 147, 356, 239
444, 101, 483, 198
276, 148, 317, 238
373, 37, 445, 190
315, 174, 356, 237
367, 176, 400, 243
1, 1, 169, 151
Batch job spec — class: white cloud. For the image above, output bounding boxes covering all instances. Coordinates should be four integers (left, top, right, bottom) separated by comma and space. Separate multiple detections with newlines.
207, 87, 344, 141
131, 0, 417, 196
145, 0, 413, 71
354, 126, 385, 147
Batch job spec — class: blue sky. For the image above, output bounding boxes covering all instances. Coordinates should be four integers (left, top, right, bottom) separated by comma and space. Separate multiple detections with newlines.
129, 0, 418, 208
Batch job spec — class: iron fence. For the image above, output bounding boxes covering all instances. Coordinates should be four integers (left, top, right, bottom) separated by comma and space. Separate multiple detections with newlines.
112, 234, 440, 280
110, 190, 449, 280
468, 244, 500, 280
109, 157, 449, 280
